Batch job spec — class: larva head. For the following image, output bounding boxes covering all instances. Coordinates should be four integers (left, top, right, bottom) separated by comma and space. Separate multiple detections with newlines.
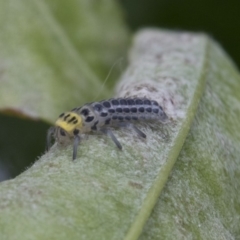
55, 112, 83, 136
46, 112, 82, 152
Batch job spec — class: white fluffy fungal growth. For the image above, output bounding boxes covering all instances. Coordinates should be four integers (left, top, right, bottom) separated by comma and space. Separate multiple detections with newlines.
116, 29, 206, 120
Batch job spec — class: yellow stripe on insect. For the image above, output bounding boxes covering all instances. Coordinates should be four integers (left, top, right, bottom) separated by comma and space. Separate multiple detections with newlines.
55, 112, 82, 133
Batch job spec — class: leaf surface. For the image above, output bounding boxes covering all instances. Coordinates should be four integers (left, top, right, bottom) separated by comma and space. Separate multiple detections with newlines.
0, 29, 211, 239
0, 0, 129, 122
140, 39, 240, 240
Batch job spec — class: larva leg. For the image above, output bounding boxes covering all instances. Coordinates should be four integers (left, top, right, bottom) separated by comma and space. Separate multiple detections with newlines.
117, 122, 146, 138
46, 127, 55, 151
100, 128, 122, 150
73, 134, 81, 160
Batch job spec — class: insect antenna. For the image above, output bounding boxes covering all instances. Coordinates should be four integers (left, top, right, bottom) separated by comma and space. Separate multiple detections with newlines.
92, 57, 124, 102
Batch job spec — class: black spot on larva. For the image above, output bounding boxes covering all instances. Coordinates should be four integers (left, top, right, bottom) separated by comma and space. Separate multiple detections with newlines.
146, 107, 152, 113
91, 120, 99, 131
120, 99, 127, 105
100, 112, 108, 117
64, 114, 70, 121
127, 99, 134, 105
136, 99, 143, 105
93, 104, 102, 112
59, 113, 64, 118
118, 116, 124, 121
103, 101, 111, 108
81, 108, 89, 116
139, 107, 144, 113
73, 129, 79, 135
125, 116, 131, 121
68, 116, 76, 123
131, 108, 137, 113
144, 99, 151, 105
111, 99, 119, 106
159, 106, 163, 111
73, 120, 78, 124
151, 100, 159, 106
60, 129, 66, 136
105, 118, 111, 125
112, 116, 118, 120
108, 109, 115, 113
86, 116, 94, 122
123, 108, 130, 113
132, 116, 138, 120
153, 108, 159, 114
116, 108, 122, 113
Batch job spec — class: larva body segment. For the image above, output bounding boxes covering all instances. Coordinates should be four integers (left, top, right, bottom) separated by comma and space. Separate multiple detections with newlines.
74, 98, 168, 132
47, 98, 168, 160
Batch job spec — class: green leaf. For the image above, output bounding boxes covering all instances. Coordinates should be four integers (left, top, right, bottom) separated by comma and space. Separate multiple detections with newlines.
0, 29, 211, 239
140, 39, 240, 239
0, 0, 129, 122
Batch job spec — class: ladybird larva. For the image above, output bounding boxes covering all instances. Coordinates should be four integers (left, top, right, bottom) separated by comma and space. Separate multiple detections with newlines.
47, 98, 168, 160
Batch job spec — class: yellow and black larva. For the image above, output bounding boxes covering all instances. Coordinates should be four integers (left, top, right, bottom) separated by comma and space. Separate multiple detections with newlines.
47, 98, 168, 160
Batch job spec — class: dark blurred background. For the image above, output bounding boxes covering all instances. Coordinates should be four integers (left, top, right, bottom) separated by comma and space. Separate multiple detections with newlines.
0, 115, 48, 181
1, 0, 240, 182
120, 0, 240, 68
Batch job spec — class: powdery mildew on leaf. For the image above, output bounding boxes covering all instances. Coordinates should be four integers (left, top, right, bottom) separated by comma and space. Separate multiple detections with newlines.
0, 29, 209, 240
117, 30, 205, 120
139, 39, 240, 240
